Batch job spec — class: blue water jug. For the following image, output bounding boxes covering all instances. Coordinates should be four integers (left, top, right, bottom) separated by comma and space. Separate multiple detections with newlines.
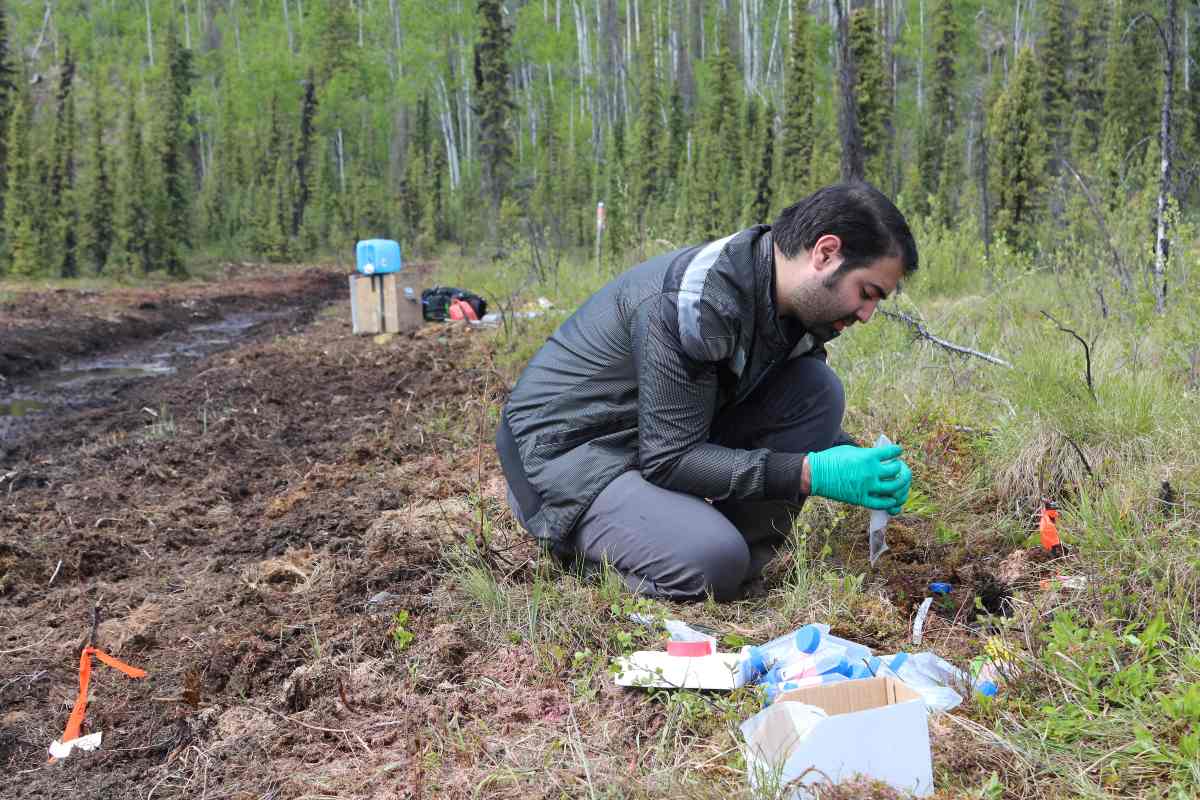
356, 239, 403, 275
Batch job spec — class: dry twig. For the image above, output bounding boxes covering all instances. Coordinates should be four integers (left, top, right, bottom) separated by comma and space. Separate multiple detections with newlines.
879, 309, 1012, 367
1040, 311, 1097, 400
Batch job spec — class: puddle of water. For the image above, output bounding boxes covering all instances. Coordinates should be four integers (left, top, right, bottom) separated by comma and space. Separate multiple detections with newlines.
0, 399, 48, 417
30, 364, 175, 390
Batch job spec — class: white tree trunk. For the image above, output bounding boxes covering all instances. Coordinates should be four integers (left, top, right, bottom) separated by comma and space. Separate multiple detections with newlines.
283, 0, 293, 54
1154, 0, 1179, 313
144, 0, 155, 67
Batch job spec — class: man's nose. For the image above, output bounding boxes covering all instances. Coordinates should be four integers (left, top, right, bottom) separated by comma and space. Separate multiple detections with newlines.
856, 300, 878, 323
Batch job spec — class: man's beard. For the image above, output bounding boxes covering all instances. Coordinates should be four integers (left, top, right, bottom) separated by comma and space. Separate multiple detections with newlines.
787, 270, 853, 337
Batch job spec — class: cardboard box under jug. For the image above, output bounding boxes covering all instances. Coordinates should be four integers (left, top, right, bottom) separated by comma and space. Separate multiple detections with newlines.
349, 273, 423, 335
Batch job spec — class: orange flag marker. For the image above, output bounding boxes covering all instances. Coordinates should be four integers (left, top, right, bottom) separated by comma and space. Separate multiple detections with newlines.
1039, 502, 1061, 552
49, 646, 147, 763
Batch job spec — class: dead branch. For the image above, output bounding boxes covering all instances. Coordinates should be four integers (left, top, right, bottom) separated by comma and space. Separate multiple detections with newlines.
1040, 311, 1097, 400
1059, 156, 1134, 293
878, 309, 1012, 367
1060, 432, 1097, 483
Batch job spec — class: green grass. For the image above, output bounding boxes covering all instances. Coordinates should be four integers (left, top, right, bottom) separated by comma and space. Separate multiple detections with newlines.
430, 225, 1200, 799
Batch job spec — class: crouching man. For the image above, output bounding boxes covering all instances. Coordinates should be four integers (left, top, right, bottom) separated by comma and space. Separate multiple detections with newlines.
496, 183, 917, 600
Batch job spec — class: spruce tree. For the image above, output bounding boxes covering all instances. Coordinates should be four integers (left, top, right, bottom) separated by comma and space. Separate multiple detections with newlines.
1039, 0, 1071, 155
0, 0, 18, 223
603, 117, 629, 256
80, 92, 114, 274
292, 76, 317, 236
1099, 0, 1159, 192
850, 9, 890, 189
112, 98, 150, 276
665, 85, 686, 185
747, 99, 774, 225
49, 49, 78, 277
1069, 0, 1109, 162
989, 48, 1047, 253
781, 5, 814, 199
916, 0, 958, 221
155, 23, 194, 276
2, 86, 35, 276
474, 0, 514, 238
631, 32, 663, 237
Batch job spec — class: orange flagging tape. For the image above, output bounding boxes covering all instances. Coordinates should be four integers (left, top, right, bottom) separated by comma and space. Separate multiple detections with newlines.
49, 646, 147, 762
1039, 505, 1061, 551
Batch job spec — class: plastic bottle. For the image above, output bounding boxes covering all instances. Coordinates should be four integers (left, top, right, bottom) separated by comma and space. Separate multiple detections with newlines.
870, 652, 966, 712
739, 624, 825, 685
763, 645, 849, 683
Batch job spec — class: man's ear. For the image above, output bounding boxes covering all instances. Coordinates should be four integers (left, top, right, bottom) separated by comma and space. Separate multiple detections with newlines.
812, 234, 843, 274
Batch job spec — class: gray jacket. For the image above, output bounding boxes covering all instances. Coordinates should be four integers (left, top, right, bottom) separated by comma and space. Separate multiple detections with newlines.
496, 225, 847, 544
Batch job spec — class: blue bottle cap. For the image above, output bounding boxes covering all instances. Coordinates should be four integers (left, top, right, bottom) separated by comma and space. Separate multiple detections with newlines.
929, 582, 952, 595
794, 625, 822, 654
742, 647, 767, 683
976, 681, 998, 697
826, 658, 853, 677
846, 663, 872, 680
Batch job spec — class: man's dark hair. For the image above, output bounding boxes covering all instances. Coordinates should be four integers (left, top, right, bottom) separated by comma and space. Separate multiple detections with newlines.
772, 182, 918, 275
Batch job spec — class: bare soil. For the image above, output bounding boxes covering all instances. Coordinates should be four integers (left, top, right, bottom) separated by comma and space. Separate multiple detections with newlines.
0, 268, 1049, 798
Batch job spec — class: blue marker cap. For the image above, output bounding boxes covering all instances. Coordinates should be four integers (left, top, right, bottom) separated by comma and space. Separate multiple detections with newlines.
976, 681, 998, 697
929, 582, 952, 595
794, 625, 821, 654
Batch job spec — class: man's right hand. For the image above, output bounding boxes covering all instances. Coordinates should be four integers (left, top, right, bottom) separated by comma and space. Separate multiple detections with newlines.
806, 444, 911, 513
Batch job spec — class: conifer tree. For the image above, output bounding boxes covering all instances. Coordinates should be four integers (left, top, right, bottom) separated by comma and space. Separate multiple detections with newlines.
1039, 0, 1071, 155
112, 98, 150, 276
916, 0, 958, 221
292, 75, 317, 236
0, 1, 18, 223
2, 86, 35, 276
989, 48, 1047, 253
603, 117, 629, 255
747, 99, 774, 225
80, 92, 114, 273
1069, 0, 1109, 162
1100, 0, 1158, 191
850, 9, 890, 189
49, 49, 78, 277
781, 5, 814, 197
474, 0, 514, 237
631, 32, 663, 236
155, 23, 194, 276
665, 85, 685, 185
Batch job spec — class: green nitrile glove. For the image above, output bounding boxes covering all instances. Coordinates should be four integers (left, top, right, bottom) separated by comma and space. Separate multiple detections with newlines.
806, 444, 912, 512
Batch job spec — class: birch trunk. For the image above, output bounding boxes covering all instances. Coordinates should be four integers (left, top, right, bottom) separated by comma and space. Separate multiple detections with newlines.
144, 0, 155, 67
1154, 0, 1179, 313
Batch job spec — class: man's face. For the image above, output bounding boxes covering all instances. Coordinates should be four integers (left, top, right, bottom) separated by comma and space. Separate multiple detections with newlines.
787, 248, 905, 337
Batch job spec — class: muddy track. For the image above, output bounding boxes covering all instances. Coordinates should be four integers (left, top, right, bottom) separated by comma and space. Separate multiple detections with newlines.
0, 270, 524, 799
0, 268, 346, 380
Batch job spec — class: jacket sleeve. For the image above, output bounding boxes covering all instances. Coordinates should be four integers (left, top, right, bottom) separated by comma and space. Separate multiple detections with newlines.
631, 293, 807, 501
807, 339, 858, 448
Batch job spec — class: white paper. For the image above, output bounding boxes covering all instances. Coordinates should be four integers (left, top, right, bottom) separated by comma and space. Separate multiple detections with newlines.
613, 651, 745, 690
49, 731, 103, 759
869, 434, 893, 565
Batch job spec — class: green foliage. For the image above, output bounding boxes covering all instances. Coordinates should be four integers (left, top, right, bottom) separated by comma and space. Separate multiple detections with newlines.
80, 89, 114, 274
1039, 0, 1071, 152
988, 48, 1046, 253
475, 0, 514, 236
389, 610, 415, 652
849, 8, 889, 190
780, 6, 814, 199
916, 0, 960, 224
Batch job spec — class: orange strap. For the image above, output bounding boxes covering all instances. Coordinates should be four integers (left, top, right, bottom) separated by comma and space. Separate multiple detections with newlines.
50, 646, 146, 762
1039, 506, 1061, 551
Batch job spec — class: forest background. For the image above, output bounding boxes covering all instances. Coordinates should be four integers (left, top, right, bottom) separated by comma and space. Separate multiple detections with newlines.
0, 0, 1189, 299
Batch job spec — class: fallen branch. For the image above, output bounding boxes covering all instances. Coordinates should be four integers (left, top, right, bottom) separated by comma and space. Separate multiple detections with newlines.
878, 309, 1012, 367
1040, 311, 1097, 400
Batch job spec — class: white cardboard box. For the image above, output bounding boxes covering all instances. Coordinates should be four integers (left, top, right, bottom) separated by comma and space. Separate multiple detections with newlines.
741, 677, 933, 797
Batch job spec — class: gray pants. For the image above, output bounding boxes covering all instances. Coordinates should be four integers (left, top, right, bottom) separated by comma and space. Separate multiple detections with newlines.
510, 356, 846, 601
